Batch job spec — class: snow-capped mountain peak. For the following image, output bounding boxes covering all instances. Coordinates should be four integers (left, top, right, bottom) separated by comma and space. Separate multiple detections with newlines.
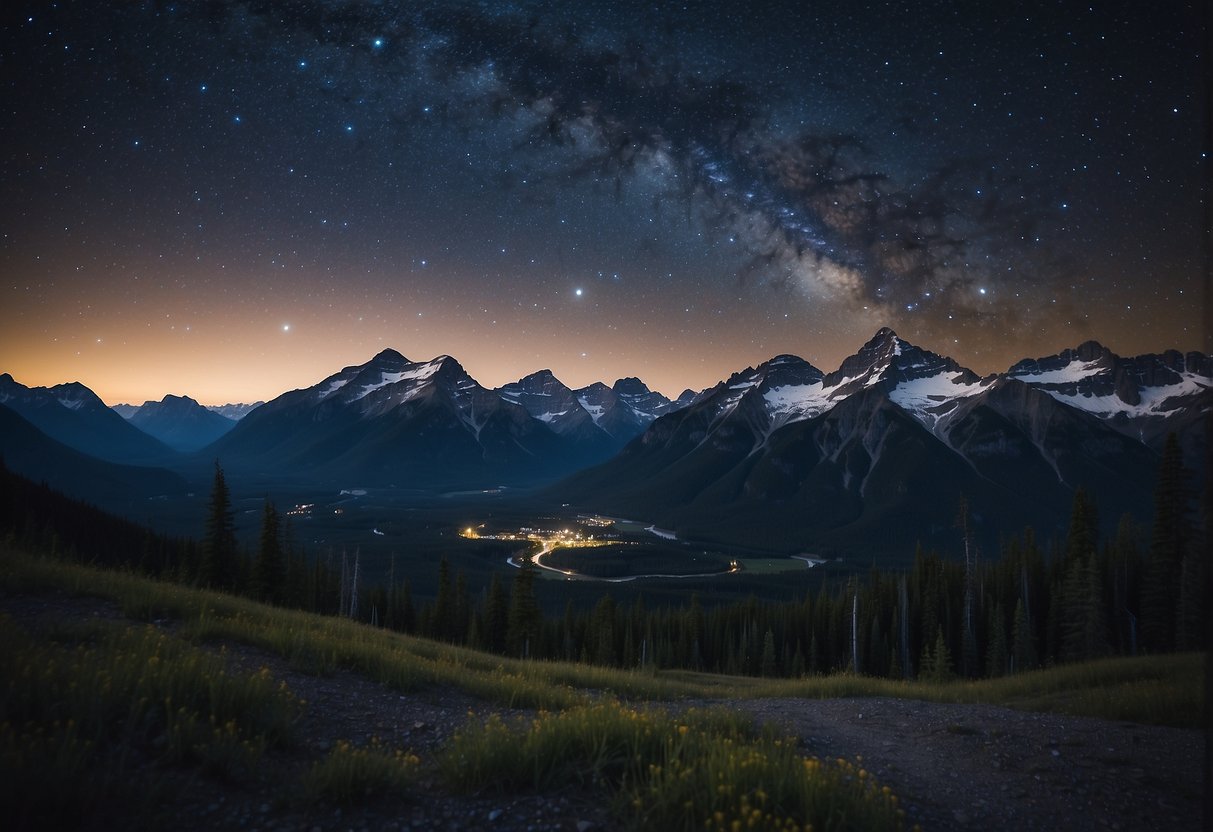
610, 377, 675, 418
808, 329, 989, 431
205, 402, 264, 421
495, 370, 589, 434
1007, 343, 1212, 455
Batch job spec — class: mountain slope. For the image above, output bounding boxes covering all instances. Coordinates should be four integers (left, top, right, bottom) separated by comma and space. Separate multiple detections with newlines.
1007, 341, 1212, 466
118, 394, 237, 452
496, 370, 616, 454
554, 330, 1162, 558
0, 373, 174, 464
0, 403, 187, 504
211, 350, 580, 486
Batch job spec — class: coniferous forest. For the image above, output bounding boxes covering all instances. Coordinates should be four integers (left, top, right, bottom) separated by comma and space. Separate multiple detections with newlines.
1, 432, 1205, 682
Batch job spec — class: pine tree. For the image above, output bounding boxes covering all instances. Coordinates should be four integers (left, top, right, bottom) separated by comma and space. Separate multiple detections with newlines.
1107, 515, 1142, 655
483, 574, 508, 654
1081, 553, 1110, 660
454, 571, 471, 645
922, 626, 954, 682
1141, 434, 1188, 652
252, 499, 285, 603
348, 548, 361, 619
760, 629, 777, 677
200, 461, 237, 589
985, 603, 1009, 677
1174, 550, 1203, 650
957, 496, 979, 678
398, 578, 416, 632
591, 594, 617, 665
1059, 556, 1088, 663
790, 644, 806, 678
1065, 488, 1099, 567
1011, 597, 1038, 672
432, 556, 454, 640
507, 559, 541, 658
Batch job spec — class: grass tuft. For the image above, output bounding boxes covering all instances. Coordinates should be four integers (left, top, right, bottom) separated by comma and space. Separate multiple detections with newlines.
442, 701, 906, 831
0, 612, 300, 828
302, 737, 421, 805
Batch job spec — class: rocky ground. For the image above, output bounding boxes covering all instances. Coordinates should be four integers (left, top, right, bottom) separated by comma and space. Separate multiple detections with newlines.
3, 591, 1205, 831
721, 697, 1204, 832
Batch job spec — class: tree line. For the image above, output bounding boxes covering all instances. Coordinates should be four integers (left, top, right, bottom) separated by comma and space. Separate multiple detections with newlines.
346, 434, 1206, 678
0, 433, 1205, 681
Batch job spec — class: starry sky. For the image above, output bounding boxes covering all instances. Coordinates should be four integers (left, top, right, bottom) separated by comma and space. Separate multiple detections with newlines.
2, 1, 1207, 405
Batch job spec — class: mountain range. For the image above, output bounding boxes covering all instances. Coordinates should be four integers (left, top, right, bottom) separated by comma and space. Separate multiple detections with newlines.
206, 350, 682, 486
556, 329, 1189, 558
0, 373, 173, 464
2, 330, 1207, 557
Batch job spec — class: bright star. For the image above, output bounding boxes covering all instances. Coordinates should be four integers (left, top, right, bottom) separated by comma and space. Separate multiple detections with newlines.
372, 37, 384, 49
574, 288, 583, 296
282, 324, 291, 332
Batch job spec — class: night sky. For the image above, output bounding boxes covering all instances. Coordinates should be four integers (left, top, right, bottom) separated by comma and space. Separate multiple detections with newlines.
2, 1, 1207, 405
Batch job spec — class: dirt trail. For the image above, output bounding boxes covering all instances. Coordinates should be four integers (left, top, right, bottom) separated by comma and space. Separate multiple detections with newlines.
717, 696, 1204, 831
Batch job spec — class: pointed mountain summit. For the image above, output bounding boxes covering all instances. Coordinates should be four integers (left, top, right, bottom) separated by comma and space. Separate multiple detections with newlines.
497, 370, 584, 427
611, 377, 676, 418
496, 370, 613, 455
122, 394, 237, 452
820, 328, 987, 431
569, 377, 677, 444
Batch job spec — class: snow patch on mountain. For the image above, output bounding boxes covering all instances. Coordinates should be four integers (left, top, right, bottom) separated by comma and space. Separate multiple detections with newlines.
318, 377, 353, 400
890, 372, 990, 429
762, 382, 833, 422
576, 399, 605, 422
1008, 360, 1105, 385
1046, 373, 1211, 418
351, 359, 444, 401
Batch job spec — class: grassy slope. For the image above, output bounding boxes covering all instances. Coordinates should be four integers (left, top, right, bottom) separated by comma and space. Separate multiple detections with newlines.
1, 544, 1200, 725
0, 545, 1202, 831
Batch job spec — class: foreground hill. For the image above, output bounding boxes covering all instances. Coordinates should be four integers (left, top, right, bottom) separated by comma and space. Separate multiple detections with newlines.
0, 550, 1199, 832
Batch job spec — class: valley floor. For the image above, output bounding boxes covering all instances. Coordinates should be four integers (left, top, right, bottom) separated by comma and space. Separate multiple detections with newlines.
2, 589, 1203, 832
